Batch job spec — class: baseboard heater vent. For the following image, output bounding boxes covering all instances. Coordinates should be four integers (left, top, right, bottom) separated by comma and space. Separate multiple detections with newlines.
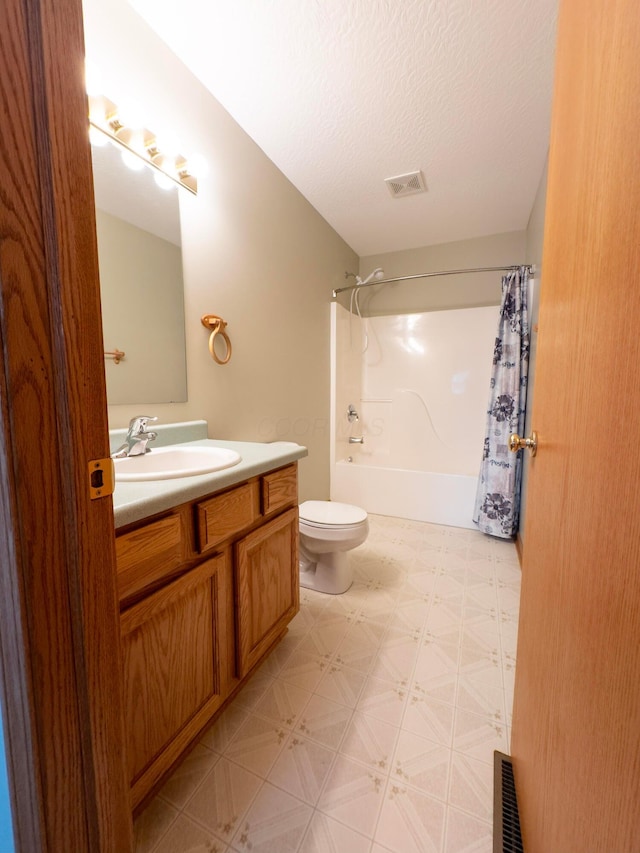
494, 751, 524, 853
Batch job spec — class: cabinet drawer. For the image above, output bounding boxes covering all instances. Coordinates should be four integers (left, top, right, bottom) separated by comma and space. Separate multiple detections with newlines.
116, 514, 184, 601
261, 464, 298, 515
197, 481, 259, 553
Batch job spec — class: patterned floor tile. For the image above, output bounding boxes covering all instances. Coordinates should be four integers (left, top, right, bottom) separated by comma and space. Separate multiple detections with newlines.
182, 758, 262, 843
152, 814, 228, 853
298, 811, 372, 853
412, 642, 460, 694
232, 671, 275, 713
223, 714, 288, 776
452, 708, 509, 765
402, 692, 456, 747
339, 710, 400, 773
157, 744, 220, 809
253, 680, 314, 729
140, 515, 519, 853
368, 635, 420, 684
315, 663, 367, 708
200, 704, 250, 755
133, 797, 179, 853
444, 806, 493, 853
231, 782, 312, 853
356, 675, 409, 727
448, 753, 494, 823
267, 733, 335, 805
278, 650, 329, 692
317, 754, 386, 838
456, 676, 506, 724
296, 621, 349, 662
392, 729, 451, 802
295, 693, 353, 750
374, 779, 446, 853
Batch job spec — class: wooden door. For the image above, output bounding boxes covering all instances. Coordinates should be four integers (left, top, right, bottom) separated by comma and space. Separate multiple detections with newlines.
511, 1, 640, 851
0, 0, 132, 849
121, 555, 226, 808
235, 508, 299, 676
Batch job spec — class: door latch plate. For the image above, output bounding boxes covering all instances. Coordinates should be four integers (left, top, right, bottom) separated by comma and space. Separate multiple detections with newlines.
88, 457, 115, 499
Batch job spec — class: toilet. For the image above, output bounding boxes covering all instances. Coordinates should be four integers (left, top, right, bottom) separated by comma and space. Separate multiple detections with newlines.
298, 500, 369, 594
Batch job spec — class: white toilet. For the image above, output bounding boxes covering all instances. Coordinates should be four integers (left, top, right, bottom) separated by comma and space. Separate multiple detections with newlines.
298, 500, 369, 594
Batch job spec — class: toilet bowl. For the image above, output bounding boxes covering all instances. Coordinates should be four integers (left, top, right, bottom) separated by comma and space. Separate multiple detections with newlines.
298, 500, 369, 594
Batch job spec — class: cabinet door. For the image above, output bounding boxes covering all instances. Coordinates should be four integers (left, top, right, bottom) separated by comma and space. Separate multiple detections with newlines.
235, 507, 299, 677
120, 555, 225, 803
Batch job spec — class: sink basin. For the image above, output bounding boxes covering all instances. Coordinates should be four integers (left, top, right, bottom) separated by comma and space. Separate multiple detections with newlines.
114, 445, 241, 481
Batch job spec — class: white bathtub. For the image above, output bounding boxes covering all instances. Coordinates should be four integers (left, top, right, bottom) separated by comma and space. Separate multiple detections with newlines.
331, 458, 479, 529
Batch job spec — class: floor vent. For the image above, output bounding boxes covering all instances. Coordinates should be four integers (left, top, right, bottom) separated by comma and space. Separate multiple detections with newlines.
494, 751, 524, 853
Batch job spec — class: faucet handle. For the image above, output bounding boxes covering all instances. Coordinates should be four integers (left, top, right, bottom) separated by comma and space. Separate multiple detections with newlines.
128, 415, 158, 435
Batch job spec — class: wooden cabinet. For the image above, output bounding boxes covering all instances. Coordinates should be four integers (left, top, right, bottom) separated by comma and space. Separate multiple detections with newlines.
236, 508, 299, 677
116, 463, 298, 809
120, 555, 226, 804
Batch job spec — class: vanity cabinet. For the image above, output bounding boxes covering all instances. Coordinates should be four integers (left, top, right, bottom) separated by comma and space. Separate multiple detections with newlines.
236, 508, 298, 677
115, 462, 299, 810
120, 555, 226, 793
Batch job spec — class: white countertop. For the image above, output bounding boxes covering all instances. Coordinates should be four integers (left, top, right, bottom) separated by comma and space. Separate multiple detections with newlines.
112, 438, 307, 529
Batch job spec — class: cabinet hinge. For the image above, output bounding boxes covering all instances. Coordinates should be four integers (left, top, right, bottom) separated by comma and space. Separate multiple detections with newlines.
88, 457, 115, 500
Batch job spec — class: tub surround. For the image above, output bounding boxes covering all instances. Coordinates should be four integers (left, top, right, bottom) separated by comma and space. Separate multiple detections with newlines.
110, 420, 307, 527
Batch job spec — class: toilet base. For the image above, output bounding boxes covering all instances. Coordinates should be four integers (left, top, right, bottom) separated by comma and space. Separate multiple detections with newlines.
299, 551, 353, 595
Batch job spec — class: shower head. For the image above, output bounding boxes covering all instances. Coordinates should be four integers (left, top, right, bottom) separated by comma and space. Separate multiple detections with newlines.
356, 267, 385, 286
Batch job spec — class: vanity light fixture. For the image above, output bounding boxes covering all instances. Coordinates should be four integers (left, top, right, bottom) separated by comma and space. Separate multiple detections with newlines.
87, 93, 198, 195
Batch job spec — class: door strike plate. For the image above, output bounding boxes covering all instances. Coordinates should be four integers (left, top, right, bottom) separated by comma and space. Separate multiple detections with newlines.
88, 457, 115, 500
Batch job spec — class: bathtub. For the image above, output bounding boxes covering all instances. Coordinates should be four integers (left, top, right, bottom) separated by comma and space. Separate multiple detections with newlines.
331, 458, 479, 529
330, 302, 496, 530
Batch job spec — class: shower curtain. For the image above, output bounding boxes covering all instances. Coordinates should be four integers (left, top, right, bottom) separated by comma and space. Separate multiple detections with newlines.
473, 267, 530, 538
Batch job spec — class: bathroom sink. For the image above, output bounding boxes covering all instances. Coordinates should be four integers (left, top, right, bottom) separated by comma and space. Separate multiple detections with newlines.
114, 445, 241, 481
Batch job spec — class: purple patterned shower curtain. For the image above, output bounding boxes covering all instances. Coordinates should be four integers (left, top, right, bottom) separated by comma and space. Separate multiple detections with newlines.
473, 267, 530, 538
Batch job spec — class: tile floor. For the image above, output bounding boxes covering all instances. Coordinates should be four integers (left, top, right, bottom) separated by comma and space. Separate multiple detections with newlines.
133, 514, 521, 853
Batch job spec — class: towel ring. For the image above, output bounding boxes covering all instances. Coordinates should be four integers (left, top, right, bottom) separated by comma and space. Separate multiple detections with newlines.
201, 314, 232, 365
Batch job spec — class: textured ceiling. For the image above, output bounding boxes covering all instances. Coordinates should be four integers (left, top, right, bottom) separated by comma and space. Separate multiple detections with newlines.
130, 0, 558, 256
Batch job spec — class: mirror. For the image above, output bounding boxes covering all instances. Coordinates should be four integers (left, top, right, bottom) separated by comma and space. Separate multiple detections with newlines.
91, 139, 188, 404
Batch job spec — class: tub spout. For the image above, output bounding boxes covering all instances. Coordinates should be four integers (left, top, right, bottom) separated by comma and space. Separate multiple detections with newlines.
348, 436, 364, 444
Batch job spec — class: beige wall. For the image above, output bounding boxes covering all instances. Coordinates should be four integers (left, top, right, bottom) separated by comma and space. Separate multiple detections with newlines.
355, 230, 527, 315
519, 156, 549, 541
84, 0, 358, 501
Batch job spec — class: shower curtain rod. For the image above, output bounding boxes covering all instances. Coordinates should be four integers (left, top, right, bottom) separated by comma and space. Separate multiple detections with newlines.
332, 264, 535, 298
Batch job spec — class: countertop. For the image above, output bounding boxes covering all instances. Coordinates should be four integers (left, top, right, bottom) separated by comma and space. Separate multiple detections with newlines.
112, 438, 308, 529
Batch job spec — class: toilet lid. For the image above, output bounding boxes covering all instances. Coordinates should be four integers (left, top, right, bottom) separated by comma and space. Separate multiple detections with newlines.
299, 500, 367, 526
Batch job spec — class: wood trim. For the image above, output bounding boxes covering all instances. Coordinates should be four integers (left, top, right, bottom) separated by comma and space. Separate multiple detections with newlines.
0, 0, 132, 849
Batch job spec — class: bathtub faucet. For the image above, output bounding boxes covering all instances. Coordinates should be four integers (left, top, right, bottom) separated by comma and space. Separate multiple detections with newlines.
348, 436, 364, 444
347, 404, 359, 423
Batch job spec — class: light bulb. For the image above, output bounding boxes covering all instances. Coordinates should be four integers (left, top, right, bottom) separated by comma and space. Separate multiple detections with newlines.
153, 171, 175, 190
120, 150, 145, 172
116, 98, 145, 131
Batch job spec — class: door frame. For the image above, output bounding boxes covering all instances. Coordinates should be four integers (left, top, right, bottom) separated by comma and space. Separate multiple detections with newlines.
0, 0, 132, 849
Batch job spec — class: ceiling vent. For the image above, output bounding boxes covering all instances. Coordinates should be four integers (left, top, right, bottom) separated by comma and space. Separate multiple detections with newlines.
385, 170, 427, 198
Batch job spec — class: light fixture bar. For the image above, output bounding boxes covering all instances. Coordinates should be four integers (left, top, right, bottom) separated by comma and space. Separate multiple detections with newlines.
88, 94, 197, 195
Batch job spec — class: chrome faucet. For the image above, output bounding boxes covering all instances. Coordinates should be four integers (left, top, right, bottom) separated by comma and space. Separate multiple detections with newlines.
112, 415, 158, 458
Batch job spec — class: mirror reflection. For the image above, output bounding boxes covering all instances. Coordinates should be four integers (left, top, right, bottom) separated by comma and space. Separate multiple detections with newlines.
91, 139, 188, 404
